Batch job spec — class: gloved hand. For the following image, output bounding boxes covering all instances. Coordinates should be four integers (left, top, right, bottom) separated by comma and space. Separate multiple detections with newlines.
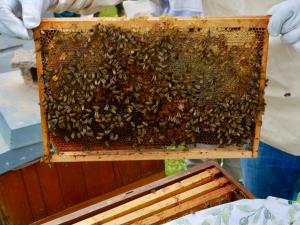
268, 0, 300, 52
0, 0, 53, 39
0, 0, 122, 39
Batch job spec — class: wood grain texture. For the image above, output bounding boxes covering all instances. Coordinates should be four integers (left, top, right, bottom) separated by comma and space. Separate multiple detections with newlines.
140, 161, 164, 178
35, 163, 66, 215
38, 162, 253, 225
21, 165, 48, 220
115, 161, 142, 185
34, 27, 49, 159
37, 16, 270, 30
253, 24, 270, 158
56, 163, 93, 207
33, 162, 218, 224
0, 170, 33, 225
81, 162, 117, 198
136, 186, 235, 225
32, 172, 165, 225
103, 179, 230, 225
0, 160, 163, 225
49, 149, 253, 162
77, 170, 222, 225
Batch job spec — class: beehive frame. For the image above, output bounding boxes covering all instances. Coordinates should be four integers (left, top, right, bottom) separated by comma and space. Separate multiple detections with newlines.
34, 17, 269, 162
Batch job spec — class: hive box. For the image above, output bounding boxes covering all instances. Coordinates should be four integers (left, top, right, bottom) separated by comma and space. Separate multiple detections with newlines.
0, 70, 42, 174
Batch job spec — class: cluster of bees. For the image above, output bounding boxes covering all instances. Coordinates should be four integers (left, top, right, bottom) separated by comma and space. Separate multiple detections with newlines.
40, 23, 265, 148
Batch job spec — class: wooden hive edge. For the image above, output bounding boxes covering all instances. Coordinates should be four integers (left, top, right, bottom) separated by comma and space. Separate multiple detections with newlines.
32, 162, 252, 225
74, 168, 221, 224
49, 149, 253, 162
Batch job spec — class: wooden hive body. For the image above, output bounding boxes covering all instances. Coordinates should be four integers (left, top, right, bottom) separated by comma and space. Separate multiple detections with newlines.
0, 160, 163, 225
33, 161, 254, 224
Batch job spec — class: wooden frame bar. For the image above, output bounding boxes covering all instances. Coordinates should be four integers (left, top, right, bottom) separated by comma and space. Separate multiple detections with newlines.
49, 148, 253, 162
135, 186, 235, 225
34, 16, 269, 162
253, 17, 270, 157
75, 168, 221, 224
84, 178, 229, 225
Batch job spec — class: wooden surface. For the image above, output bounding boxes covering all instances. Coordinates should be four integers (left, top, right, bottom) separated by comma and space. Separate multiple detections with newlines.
49, 149, 253, 162
34, 30, 49, 159
33, 162, 217, 225
34, 16, 269, 162
36, 16, 270, 29
83, 178, 228, 225
35, 161, 254, 225
136, 186, 234, 225
75, 162, 251, 225
32, 173, 166, 225
76, 168, 220, 224
252, 22, 269, 157
0, 160, 163, 225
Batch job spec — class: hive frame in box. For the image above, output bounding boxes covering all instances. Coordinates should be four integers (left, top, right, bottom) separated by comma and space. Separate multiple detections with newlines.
34, 17, 269, 162
32, 161, 254, 224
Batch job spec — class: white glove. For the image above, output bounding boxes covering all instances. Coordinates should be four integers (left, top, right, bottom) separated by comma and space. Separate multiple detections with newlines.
268, 0, 300, 52
0, 0, 122, 39
0, 0, 52, 39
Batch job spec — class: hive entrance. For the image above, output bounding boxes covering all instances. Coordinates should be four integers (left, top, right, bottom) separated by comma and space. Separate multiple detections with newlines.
35, 17, 269, 161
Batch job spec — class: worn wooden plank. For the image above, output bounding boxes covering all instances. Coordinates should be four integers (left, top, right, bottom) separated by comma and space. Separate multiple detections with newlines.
0, 170, 33, 225
50, 149, 253, 162
82, 162, 118, 198
0, 190, 8, 225
75, 168, 220, 225
21, 165, 48, 220
32, 172, 165, 225
33, 26, 49, 160
136, 185, 236, 225
115, 161, 142, 185
34, 163, 215, 224
103, 178, 229, 225
32, 162, 251, 225
37, 17, 270, 30
32, 162, 220, 224
208, 161, 255, 199
35, 163, 66, 214
253, 27, 269, 158
111, 162, 123, 188
56, 163, 88, 207
1, 160, 165, 225
0, 202, 7, 224
140, 161, 164, 178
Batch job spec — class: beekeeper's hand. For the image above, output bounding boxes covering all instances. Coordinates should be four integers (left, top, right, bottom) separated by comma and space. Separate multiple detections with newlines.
268, 0, 300, 52
0, 0, 122, 39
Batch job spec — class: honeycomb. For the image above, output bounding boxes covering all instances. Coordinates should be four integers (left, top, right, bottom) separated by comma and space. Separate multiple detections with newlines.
36, 17, 268, 152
